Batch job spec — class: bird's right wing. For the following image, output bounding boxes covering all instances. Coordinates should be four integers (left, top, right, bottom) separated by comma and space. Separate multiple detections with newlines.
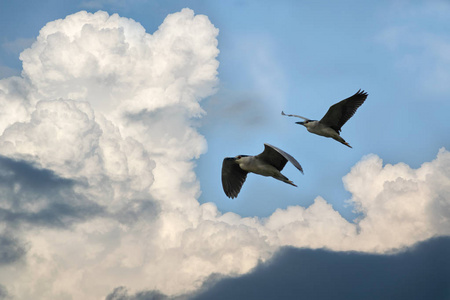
320, 90, 368, 133
281, 111, 310, 121
257, 144, 304, 174
221, 158, 248, 199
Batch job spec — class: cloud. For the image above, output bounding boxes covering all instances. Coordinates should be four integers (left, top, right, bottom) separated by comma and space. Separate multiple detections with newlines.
0, 285, 11, 300
343, 149, 450, 251
267, 148, 450, 253
0, 155, 104, 228
106, 286, 171, 300
190, 237, 450, 300
0, 9, 222, 299
0, 232, 26, 266
0, 8, 449, 300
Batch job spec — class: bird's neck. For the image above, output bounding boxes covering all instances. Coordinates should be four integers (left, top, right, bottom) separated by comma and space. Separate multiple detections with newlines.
305, 120, 319, 129
237, 156, 256, 171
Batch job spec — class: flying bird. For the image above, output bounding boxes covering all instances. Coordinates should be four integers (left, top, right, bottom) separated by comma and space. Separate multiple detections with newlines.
221, 143, 304, 199
282, 89, 368, 148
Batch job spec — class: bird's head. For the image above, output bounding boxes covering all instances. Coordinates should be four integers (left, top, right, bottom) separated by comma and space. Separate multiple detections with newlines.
296, 120, 314, 127
234, 155, 249, 163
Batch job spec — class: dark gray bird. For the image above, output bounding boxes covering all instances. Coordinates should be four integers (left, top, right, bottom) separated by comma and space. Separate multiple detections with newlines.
282, 90, 368, 148
222, 143, 304, 199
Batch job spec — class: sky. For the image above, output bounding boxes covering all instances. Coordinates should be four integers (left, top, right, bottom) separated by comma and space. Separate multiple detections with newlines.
0, 0, 449, 299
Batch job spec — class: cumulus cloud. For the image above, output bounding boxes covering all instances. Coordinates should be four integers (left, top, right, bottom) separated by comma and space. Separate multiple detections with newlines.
0, 9, 220, 299
263, 149, 450, 253
343, 150, 450, 251
0, 8, 449, 300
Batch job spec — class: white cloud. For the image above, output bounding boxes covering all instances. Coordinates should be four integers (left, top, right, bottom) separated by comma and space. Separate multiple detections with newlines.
264, 149, 449, 253
0, 9, 220, 299
0, 8, 449, 300
343, 149, 450, 251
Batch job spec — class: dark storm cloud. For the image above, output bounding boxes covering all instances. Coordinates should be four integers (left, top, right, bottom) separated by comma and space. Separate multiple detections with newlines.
0, 155, 104, 228
190, 237, 450, 300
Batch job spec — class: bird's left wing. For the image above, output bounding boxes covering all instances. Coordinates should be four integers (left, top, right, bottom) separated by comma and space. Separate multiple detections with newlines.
320, 90, 368, 133
281, 111, 310, 121
221, 158, 248, 199
257, 144, 304, 173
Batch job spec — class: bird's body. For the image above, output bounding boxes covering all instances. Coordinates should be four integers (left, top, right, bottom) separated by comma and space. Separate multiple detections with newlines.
282, 90, 368, 148
236, 156, 278, 176
222, 143, 303, 198
301, 120, 349, 146
235, 155, 294, 185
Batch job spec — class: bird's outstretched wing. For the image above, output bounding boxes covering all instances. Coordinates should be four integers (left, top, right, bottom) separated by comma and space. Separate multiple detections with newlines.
222, 158, 248, 199
256, 144, 304, 173
281, 111, 310, 121
320, 89, 368, 133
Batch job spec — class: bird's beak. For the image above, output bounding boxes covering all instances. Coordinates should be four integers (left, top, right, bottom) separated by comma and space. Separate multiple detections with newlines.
295, 121, 305, 126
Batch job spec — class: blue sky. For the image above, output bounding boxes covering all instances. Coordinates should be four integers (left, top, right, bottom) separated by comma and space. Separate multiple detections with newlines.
4, 0, 444, 220
200, 0, 449, 219
0, 0, 449, 299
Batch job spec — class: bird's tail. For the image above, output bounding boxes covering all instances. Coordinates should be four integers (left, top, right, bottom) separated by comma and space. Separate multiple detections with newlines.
342, 141, 352, 148
275, 173, 297, 187
285, 180, 297, 187
335, 136, 352, 148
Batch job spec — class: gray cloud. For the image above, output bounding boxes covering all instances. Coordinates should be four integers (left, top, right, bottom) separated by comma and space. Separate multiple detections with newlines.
106, 287, 170, 300
0, 155, 104, 229
190, 237, 450, 300
0, 233, 26, 266
104, 237, 450, 300
0, 285, 10, 300
114, 199, 160, 225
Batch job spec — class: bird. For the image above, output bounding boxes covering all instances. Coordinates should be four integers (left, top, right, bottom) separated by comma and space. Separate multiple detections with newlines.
221, 143, 304, 199
282, 89, 368, 148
